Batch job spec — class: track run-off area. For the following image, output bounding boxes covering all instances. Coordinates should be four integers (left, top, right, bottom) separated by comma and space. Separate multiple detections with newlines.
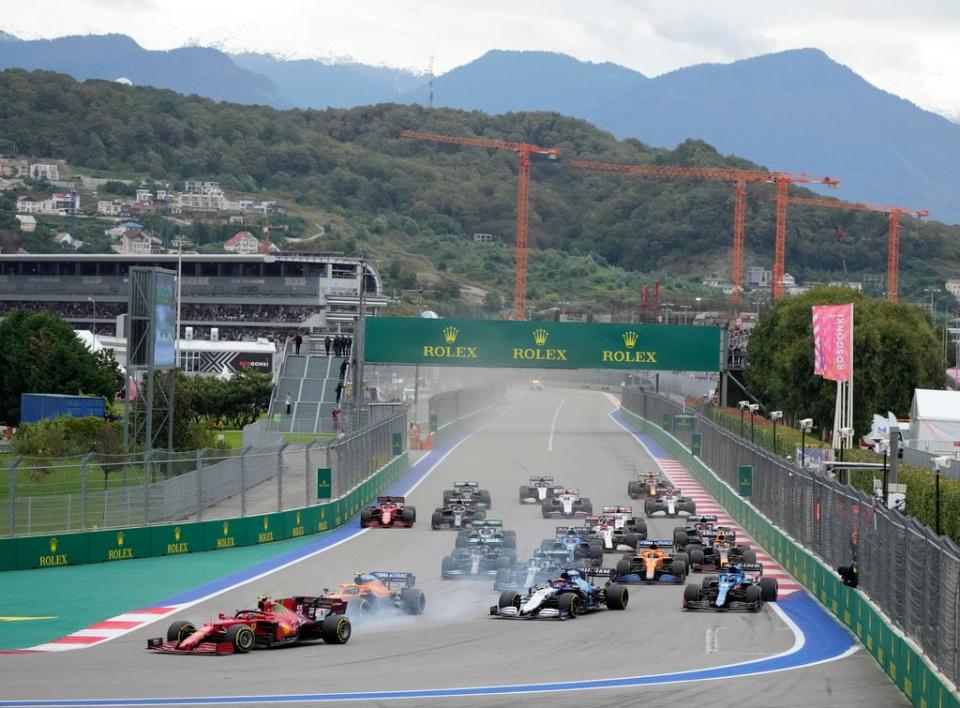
0, 388, 906, 707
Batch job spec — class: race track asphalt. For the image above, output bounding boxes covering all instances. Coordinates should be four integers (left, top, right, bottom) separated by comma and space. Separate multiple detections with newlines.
0, 388, 907, 707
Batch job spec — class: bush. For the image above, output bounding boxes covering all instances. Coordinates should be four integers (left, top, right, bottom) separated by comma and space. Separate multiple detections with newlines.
13, 416, 123, 457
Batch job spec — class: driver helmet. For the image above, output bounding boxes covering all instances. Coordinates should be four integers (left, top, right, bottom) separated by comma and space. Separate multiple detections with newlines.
257, 594, 270, 610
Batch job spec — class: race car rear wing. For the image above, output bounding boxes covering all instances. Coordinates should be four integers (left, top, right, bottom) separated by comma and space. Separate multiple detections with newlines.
529, 476, 555, 483
731, 562, 764, 574
370, 571, 416, 587
453, 481, 480, 488
689, 515, 718, 524
637, 539, 674, 548
376, 495, 405, 504
473, 519, 503, 528
602, 506, 633, 514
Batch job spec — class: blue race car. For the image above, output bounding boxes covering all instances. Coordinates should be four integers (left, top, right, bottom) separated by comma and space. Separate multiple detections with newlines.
682, 563, 778, 611
539, 526, 603, 566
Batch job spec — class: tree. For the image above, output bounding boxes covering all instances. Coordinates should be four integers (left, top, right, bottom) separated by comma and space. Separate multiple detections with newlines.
744, 287, 945, 435
0, 309, 122, 424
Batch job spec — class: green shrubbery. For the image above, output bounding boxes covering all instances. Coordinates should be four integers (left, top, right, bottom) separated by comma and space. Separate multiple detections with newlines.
13, 415, 123, 457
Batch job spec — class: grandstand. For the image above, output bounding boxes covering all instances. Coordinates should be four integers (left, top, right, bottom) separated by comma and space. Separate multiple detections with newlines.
0, 253, 388, 341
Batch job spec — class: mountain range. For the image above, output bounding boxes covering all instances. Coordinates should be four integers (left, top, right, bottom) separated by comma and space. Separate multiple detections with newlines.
0, 31, 959, 223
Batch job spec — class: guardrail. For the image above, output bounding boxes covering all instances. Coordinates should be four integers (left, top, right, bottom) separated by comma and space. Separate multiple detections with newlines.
621, 388, 959, 706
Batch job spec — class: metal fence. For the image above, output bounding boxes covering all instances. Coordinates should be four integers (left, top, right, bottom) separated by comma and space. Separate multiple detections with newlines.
1, 409, 408, 538
429, 384, 504, 437
622, 387, 960, 686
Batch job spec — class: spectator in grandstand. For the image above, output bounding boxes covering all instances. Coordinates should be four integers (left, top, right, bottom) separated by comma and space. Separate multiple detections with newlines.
324, 336, 332, 357
333, 335, 342, 357
332, 407, 341, 434
335, 381, 343, 403
339, 359, 348, 380
294, 333, 303, 356
286, 392, 292, 415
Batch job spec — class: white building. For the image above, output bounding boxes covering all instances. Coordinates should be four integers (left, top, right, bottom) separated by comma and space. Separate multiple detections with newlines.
97, 200, 125, 216
54, 232, 83, 250
116, 231, 163, 255
29, 163, 60, 181
15, 196, 42, 213
49, 192, 79, 215
177, 190, 224, 212
135, 188, 153, 204
946, 279, 960, 299
184, 180, 222, 194
224, 231, 261, 254
15, 214, 36, 232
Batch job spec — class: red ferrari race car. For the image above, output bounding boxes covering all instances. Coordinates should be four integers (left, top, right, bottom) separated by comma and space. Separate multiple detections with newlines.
361, 495, 416, 528
146, 595, 351, 655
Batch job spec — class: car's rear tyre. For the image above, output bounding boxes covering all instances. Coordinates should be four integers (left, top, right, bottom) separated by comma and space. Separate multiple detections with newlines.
674, 552, 690, 573
498, 591, 521, 610
670, 560, 686, 580
224, 624, 256, 653
321, 614, 352, 644
605, 583, 628, 610
431, 511, 443, 529
360, 509, 374, 526
627, 481, 642, 497
673, 527, 688, 546
683, 583, 701, 605
503, 535, 517, 549
644, 498, 656, 516
759, 577, 779, 602
616, 559, 631, 577
402, 507, 416, 524
742, 550, 757, 565
166, 620, 195, 643
441, 556, 456, 576
745, 585, 762, 610
519, 486, 531, 502
400, 588, 426, 615
478, 491, 492, 508
348, 598, 371, 617
558, 593, 578, 618
690, 549, 705, 567
496, 555, 512, 570
541, 500, 554, 518
622, 532, 638, 549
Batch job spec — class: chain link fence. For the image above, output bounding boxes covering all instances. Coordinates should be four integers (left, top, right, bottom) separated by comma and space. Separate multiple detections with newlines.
622, 387, 960, 686
1, 408, 408, 538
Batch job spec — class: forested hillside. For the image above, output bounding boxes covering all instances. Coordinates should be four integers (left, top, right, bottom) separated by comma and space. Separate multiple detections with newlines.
2, 68, 959, 306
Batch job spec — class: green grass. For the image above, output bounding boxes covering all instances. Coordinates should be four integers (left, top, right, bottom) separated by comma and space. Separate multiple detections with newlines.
217, 430, 244, 448
282, 432, 335, 444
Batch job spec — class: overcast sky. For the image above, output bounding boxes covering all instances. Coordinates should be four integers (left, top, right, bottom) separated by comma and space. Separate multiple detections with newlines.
3, 0, 959, 120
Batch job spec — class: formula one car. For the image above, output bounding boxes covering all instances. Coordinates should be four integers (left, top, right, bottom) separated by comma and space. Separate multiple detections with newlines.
673, 515, 737, 549
490, 568, 628, 619
612, 541, 689, 583
644, 488, 696, 517
455, 519, 517, 549
442, 481, 491, 509
683, 563, 778, 611
519, 476, 566, 504
530, 378, 544, 391
361, 496, 416, 528
542, 488, 593, 518
540, 526, 603, 566
147, 595, 351, 654
441, 539, 517, 579
628, 471, 673, 499
493, 548, 570, 591
431, 494, 486, 529
583, 510, 646, 551
673, 517, 756, 572
323, 571, 426, 616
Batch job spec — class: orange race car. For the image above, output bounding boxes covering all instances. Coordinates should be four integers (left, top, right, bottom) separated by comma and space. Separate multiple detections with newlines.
611, 541, 688, 584
324, 571, 426, 617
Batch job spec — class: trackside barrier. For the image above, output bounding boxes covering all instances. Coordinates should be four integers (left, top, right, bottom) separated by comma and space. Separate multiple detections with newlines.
618, 401, 960, 708
429, 383, 505, 447
1, 453, 407, 572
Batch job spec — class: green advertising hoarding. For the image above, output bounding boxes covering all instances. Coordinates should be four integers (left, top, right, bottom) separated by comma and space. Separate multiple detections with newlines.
364, 318, 722, 371
738, 465, 754, 497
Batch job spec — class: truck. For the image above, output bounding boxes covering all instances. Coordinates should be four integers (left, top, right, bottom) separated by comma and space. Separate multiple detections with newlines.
20, 393, 105, 424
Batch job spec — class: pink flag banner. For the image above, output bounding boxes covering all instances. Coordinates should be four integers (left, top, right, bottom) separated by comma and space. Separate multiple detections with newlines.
812, 304, 853, 381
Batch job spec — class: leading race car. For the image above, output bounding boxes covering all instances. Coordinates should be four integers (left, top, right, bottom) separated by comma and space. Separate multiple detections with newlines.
490, 568, 628, 619
431, 494, 486, 529
628, 471, 673, 499
361, 496, 416, 528
612, 541, 688, 584
493, 548, 570, 592
147, 595, 351, 654
542, 488, 593, 518
322, 571, 426, 616
442, 481, 492, 509
530, 378, 544, 391
519, 476, 566, 504
644, 487, 696, 518
683, 563, 778, 611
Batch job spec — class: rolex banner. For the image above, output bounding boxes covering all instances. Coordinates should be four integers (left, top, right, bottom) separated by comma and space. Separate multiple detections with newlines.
812, 304, 853, 382
363, 318, 723, 371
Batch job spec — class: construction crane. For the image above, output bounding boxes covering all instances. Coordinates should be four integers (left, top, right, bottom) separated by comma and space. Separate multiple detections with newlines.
782, 196, 928, 302
400, 130, 560, 320
569, 160, 839, 301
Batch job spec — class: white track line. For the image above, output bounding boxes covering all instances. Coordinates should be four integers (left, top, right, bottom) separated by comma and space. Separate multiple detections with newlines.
547, 398, 565, 452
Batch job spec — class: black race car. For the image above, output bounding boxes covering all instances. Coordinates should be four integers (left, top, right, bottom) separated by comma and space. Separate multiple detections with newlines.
431, 494, 486, 529
443, 481, 492, 509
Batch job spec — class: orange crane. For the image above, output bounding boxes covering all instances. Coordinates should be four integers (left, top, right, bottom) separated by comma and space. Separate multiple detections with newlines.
782, 196, 928, 302
570, 160, 839, 301
400, 130, 560, 320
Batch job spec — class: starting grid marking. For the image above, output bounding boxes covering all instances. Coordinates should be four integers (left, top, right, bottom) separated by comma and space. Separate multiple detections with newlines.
16, 606, 186, 653
654, 459, 801, 596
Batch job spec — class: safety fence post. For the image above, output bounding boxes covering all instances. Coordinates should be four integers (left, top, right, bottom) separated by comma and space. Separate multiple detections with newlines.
276, 443, 288, 513
195, 450, 204, 521
8, 456, 21, 537
81, 452, 94, 530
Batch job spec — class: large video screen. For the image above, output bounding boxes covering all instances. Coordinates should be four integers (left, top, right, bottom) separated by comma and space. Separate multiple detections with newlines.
153, 272, 177, 368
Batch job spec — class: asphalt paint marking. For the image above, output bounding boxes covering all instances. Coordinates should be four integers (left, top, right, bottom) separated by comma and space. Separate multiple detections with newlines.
547, 398, 565, 452
706, 626, 720, 654
0, 596, 859, 705
0, 617, 56, 622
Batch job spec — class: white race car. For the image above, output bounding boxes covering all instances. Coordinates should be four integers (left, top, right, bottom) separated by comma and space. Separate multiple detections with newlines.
541, 489, 593, 518
519, 476, 566, 504
584, 507, 647, 550
644, 489, 696, 517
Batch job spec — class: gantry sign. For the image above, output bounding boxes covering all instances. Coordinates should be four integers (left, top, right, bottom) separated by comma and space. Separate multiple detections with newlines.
363, 318, 723, 371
